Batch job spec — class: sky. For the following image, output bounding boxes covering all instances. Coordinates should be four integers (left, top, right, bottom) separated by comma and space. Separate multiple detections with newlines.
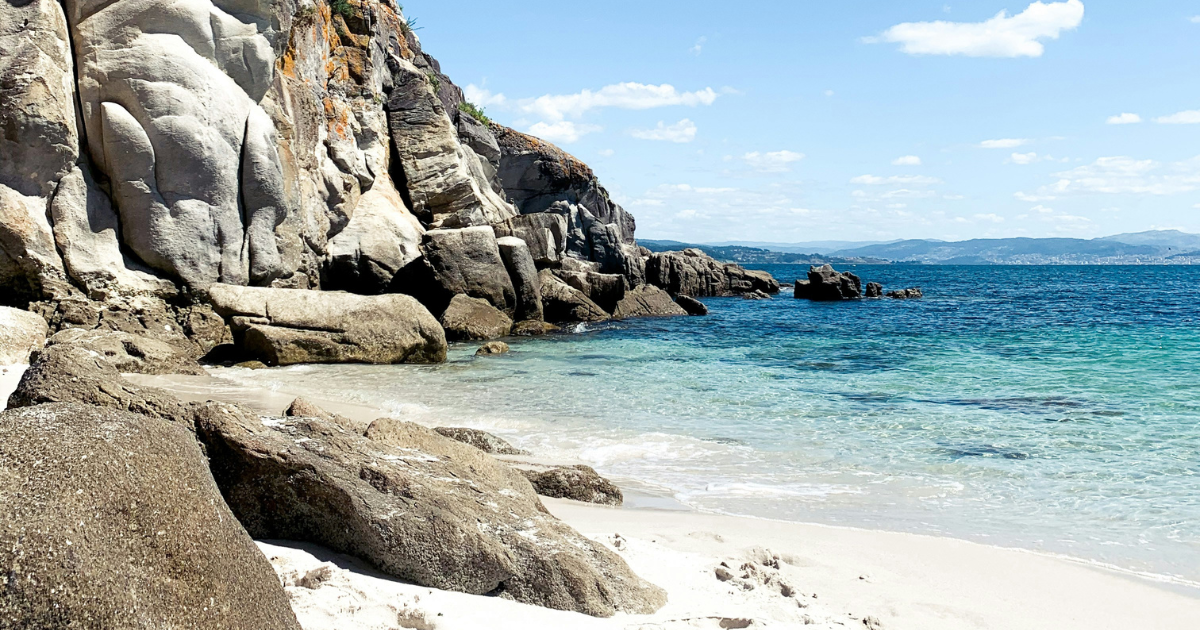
407, 0, 1200, 243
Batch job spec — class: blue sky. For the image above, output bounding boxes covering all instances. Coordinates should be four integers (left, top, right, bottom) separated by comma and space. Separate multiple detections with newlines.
409, 1, 1200, 242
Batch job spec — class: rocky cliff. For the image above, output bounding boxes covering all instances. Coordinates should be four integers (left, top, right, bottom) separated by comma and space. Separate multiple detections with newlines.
1, 0, 760, 325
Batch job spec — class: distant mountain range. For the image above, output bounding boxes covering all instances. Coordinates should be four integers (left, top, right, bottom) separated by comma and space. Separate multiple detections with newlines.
641, 230, 1200, 265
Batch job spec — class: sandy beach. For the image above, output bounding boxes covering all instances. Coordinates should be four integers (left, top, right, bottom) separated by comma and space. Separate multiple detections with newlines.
119, 370, 1200, 630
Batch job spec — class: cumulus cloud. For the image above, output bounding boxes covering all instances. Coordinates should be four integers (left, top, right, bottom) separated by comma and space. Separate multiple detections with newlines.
526, 121, 602, 144
865, 0, 1084, 58
892, 155, 922, 166
520, 83, 719, 122
974, 213, 1006, 223
744, 150, 805, 173
631, 119, 698, 143
1106, 112, 1141, 125
1155, 110, 1200, 124
850, 174, 941, 185
1009, 152, 1039, 164
1015, 191, 1056, 202
1039, 155, 1200, 195
980, 138, 1030, 149
463, 84, 507, 107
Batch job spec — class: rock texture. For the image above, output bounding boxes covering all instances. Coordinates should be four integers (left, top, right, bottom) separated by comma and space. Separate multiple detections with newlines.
208, 284, 447, 365
492, 213, 568, 266
397, 227, 517, 316
646, 249, 780, 298
520, 465, 624, 506
0, 403, 301, 630
476, 340, 511, 355
538, 270, 610, 323
793, 265, 862, 301
194, 407, 666, 616
434, 426, 529, 455
0, 306, 48, 365
496, 236, 544, 321
865, 282, 883, 298
45, 328, 205, 376
888, 287, 924, 299
675, 295, 709, 316
613, 285, 689, 320
440, 294, 513, 341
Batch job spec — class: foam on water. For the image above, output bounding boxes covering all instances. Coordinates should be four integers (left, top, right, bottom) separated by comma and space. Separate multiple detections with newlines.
213, 265, 1200, 587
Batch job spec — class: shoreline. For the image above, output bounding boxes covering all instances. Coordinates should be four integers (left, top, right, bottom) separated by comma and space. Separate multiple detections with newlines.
124, 367, 1200, 629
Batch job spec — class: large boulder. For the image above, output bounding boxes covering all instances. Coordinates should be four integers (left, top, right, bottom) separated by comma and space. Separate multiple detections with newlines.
435, 426, 529, 455
612, 285, 689, 320
674, 294, 708, 316
44, 328, 205, 376
440, 294, 513, 341
538, 270, 610, 323
0, 307, 48, 365
193, 407, 666, 617
6, 343, 191, 423
0, 403, 301, 630
492, 213, 568, 266
553, 270, 626, 314
323, 177, 425, 294
520, 465, 624, 507
646, 249, 779, 297
395, 226, 518, 316
496, 236, 544, 321
207, 284, 446, 365
793, 265, 862, 301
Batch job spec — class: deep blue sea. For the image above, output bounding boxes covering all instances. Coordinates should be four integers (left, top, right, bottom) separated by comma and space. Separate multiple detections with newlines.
216, 265, 1200, 586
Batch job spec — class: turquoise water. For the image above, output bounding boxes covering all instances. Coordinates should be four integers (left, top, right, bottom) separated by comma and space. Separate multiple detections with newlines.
216, 265, 1200, 586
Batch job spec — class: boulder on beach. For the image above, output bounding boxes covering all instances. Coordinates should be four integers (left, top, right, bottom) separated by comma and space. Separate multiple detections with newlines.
538, 270, 610, 323
520, 464, 624, 506
613, 285, 688, 319
207, 284, 447, 366
0, 403, 300, 630
888, 287, 924, 299
553, 270, 626, 314
674, 295, 709, 316
0, 306, 47, 365
193, 407, 666, 616
440, 294, 513, 341
793, 264, 862, 301
475, 341, 511, 356
44, 327, 205, 376
285, 396, 354, 429
395, 227, 518, 317
435, 426, 528, 454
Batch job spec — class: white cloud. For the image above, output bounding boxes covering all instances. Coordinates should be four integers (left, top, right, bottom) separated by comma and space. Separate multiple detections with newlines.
690, 36, 707, 56
521, 83, 719, 122
850, 174, 942, 185
1040, 155, 1200, 195
974, 213, 1006, 223
892, 155, 922, 166
526, 121, 602, 143
881, 189, 938, 199
1191, 16, 1200, 24
631, 119, 698, 143
1015, 191, 1056, 202
980, 138, 1030, 149
1106, 112, 1141, 125
866, 0, 1084, 58
1009, 152, 1039, 164
824, 90, 835, 97
744, 150, 805, 173
463, 84, 507, 107
597, 149, 615, 157
1155, 110, 1200, 124
1031, 204, 1055, 213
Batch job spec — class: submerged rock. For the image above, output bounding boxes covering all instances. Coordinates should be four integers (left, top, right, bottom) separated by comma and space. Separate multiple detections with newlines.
0, 403, 300, 630
194, 408, 665, 616
887, 288, 924, 299
520, 465, 624, 506
674, 295, 709, 316
435, 426, 527, 454
865, 282, 883, 298
475, 341, 511, 356
512, 320, 563, 336
793, 265, 862, 301
613, 285, 689, 319
208, 284, 446, 366
0, 307, 47, 365
440, 294, 513, 341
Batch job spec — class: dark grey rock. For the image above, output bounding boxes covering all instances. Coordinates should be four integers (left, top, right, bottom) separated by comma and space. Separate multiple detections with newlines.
646, 249, 779, 297
553, 270, 626, 313
395, 227, 517, 317
887, 287, 924, 299
492, 213, 568, 266
538, 270, 609, 323
674, 295, 708, 316
613, 285, 688, 319
520, 465, 624, 506
496, 236, 544, 321
793, 265, 862, 301
434, 426, 527, 454
865, 282, 883, 298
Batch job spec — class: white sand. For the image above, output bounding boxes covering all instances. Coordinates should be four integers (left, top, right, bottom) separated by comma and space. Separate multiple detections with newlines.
136, 370, 1200, 629
0, 364, 26, 411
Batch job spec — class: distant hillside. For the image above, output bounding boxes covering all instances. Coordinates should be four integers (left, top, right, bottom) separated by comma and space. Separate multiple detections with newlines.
638, 240, 887, 265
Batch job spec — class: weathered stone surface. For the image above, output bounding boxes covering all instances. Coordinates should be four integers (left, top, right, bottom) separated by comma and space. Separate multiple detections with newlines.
520, 465, 624, 506
0, 307, 48, 365
434, 426, 528, 455
793, 265, 862, 301
6, 343, 190, 423
387, 58, 516, 229
494, 125, 643, 284
674, 295, 709, 316
743, 289, 771, 300
538, 270, 610, 323
285, 396, 354, 429
496, 236, 544, 322
208, 284, 447, 365
865, 282, 883, 298
554, 270, 626, 314
45, 328, 205, 376
0, 403, 301, 630
475, 340, 511, 356
646, 249, 779, 297
887, 287, 924, 299
194, 408, 666, 616
396, 227, 517, 316
324, 177, 425, 294
440, 294, 513, 341
512, 320, 562, 336
492, 213, 569, 266
613, 285, 689, 320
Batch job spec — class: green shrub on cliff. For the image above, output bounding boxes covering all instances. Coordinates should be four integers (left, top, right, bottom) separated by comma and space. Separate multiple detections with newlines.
459, 101, 490, 124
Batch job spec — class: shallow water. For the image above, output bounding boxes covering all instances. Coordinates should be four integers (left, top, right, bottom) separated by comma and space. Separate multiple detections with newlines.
215, 265, 1200, 586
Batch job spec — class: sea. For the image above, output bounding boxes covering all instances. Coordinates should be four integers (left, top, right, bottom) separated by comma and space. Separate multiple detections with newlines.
212, 265, 1200, 588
